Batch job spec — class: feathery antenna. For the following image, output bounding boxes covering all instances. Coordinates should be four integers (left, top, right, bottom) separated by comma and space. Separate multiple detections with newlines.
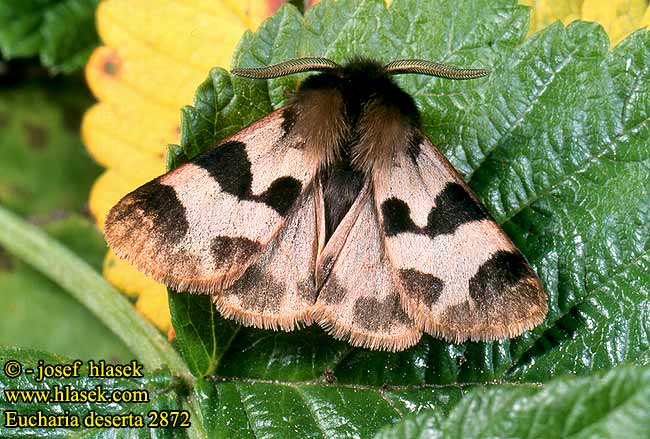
232, 57, 340, 79
384, 59, 490, 79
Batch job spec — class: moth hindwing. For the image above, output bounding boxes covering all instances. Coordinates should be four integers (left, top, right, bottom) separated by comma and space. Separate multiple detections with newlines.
105, 56, 547, 351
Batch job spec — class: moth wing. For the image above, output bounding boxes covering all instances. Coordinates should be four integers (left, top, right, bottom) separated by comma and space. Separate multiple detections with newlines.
312, 180, 422, 352
105, 108, 315, 295
213, 187, 318, 331
374, 130, 547, 343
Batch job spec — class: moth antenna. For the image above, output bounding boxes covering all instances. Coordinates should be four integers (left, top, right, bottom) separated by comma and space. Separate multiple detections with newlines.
384, 59, 490, 80
232, 57, 340, 79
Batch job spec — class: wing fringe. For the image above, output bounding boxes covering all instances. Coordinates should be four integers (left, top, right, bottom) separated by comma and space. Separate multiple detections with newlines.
399, 275, 548, 343
213, 297, 315, 331
310, 304, 422, 352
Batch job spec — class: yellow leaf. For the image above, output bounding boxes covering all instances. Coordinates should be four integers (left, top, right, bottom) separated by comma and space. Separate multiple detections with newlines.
522, 0, 583, 32
88, 169, 132, 230
104, 250, 171, 331
83, 0, 280, 331
103, 250, 146, 298
643, 5, 650, 26
82, 104, 166, 185
135, 281, 173, 331
524, 0, 650, 45
582, 0, 648, 45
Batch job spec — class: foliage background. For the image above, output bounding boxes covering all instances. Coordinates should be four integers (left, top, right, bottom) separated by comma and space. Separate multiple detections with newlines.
0, 0, 649, 438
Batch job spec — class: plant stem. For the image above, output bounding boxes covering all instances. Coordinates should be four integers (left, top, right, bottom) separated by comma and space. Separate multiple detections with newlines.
0, 205, 193, 384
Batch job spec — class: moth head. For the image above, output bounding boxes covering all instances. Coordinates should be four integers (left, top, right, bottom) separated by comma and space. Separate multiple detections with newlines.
231, 57, 490, 80
231, 57, 490, 174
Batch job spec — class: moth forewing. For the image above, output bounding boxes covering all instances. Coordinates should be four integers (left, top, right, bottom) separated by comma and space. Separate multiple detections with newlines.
104, 108, 317, 297
374, 132, 547, 343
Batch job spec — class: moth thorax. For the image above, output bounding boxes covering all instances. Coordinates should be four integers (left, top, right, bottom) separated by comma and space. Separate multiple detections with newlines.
351, 99, 417, 176
290, 88, 349, 169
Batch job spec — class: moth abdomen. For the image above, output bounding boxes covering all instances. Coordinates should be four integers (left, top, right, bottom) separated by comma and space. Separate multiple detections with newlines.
321, 161, 364, 241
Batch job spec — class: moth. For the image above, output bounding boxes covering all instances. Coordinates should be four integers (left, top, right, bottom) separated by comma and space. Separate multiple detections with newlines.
105, 56, 548, 352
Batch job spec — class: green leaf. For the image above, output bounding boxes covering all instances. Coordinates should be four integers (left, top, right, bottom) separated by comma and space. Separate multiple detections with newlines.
193, 378, 465, 438
374, 366, 650, 439
0, 205, 192, 384
0, 79, 101, 216
169, 292, 239, 379
0, 0, 99, 73
0, 215, 133, 360
0, 78, 133, 364
0, 347, 185, 439
502, 27, 650, 381
166, 0, 649, 433
374, 412, 444, 439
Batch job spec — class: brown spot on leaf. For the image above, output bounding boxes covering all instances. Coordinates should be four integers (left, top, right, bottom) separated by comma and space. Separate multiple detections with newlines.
167, 326, 176, 341
0, 111, 9, 128
23, 122, 49, 150
266, 0, 283, 15
101, 51, 121, 77
0, 246, 14, 272
27, 208, 69, 226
